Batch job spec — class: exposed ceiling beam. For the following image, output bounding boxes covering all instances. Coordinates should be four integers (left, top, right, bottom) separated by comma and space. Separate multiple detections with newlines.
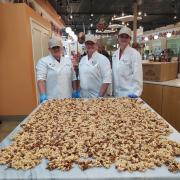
60, 12, 180, 16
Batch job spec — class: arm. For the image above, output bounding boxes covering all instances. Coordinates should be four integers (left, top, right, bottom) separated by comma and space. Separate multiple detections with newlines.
99, 57, 112, 97
111, 53, 116, 97
71, 55, 81, 91
71, 63, 78, 91
72, 80, 77, 91
72, 65, 80, 91
72, 79, 80, 91
36, 59, 48, 102
130, 52, 143, 97
99, 83, 110, 97
37, 80, 46, 94
71, 61, 81, 98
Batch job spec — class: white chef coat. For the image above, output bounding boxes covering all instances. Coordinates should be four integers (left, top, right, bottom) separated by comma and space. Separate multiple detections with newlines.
79, 51, 112, 98
36, 55, 76, 99
112, 45, 143, 97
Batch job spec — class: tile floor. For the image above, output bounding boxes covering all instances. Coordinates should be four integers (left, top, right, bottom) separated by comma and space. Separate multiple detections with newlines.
0, 116, 26, 142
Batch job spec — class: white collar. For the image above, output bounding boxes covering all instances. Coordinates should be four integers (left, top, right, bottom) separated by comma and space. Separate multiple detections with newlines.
82, 51, 98, 65
87, 51, 98, 60
119, 45, 129, 53
117, 45, 130, 59
50, 54, 64, 63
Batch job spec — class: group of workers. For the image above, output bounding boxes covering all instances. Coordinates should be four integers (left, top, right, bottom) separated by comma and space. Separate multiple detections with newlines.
36, 26, 143, 103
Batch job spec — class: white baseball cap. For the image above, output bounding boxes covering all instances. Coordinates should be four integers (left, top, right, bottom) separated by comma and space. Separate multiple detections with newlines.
48, 38, 62, 48
118, 26, 132, 37
85, 34, 97, 44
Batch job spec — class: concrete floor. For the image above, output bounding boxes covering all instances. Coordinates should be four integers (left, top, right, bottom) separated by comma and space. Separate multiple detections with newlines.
0, 116, 25, 142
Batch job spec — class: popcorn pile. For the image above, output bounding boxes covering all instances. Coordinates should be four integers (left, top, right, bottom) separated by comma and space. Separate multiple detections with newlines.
0, 98, 180, 172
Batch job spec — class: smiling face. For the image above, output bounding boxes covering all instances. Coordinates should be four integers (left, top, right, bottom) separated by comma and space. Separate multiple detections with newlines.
85, 41, 97, 57
118, 33, 131, 48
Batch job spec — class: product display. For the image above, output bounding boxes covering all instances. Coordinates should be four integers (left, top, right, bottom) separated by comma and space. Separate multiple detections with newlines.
0, 98, 180, 172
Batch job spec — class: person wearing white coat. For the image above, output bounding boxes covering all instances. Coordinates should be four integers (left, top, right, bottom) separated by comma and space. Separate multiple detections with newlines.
79, 35, 112, 98
36, 38, 77, 102
112, 27, 143, 98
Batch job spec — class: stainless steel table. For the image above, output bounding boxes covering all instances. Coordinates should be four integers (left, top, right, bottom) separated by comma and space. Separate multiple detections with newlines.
0, 99, 180, 180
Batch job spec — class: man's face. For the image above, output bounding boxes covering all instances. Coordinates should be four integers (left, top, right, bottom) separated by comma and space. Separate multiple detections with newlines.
85, 41, 97, 55
49, 46, 61, 60
78, 35, 85, 44
118, 34, 131, 47
78, 32, 85, 44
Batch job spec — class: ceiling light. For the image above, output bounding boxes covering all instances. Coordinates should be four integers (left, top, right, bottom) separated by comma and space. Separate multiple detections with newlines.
65, 27, 72, 33
91, 13, 94, 17
174, 16, 177, 19
138, 12, 142, 16
144, 37, 148, 41
113, 15, 142, 21
122, 22, 125, 25
144, 13, 147, 16
122, 12, 125, 16
90, 23, 93, 27
70, 14, 73, 19
96, 29, 117, 34
166, 32, 172, 38
154, 35, 158, 40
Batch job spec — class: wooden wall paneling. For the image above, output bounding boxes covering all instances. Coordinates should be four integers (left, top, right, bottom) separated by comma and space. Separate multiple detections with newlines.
162, 86, 180, 132
141, 83, 163, 115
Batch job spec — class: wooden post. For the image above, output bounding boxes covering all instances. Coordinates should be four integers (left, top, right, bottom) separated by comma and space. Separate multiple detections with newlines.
133, 1, 138, 43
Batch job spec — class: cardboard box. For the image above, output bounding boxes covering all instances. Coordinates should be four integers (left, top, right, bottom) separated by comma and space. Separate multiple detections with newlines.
143, 62, 178, 82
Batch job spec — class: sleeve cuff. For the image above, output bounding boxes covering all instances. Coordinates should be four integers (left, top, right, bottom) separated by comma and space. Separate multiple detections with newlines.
37, 76, 47, 81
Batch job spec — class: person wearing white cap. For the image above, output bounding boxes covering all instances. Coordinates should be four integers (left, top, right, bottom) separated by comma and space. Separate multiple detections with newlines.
112, 26, 143, 98
36, 37, 77, 102
78, 34, 112, 98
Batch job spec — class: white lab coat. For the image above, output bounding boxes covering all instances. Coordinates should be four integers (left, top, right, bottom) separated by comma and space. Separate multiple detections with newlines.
112, 45, 143, 97
79, 51, 112, 98
36, 55, 76, 99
